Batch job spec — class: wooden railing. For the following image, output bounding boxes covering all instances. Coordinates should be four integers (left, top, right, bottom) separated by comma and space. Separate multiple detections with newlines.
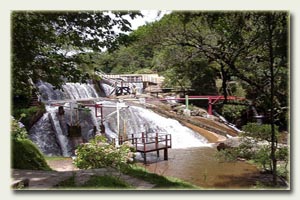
117, 132, 172, 164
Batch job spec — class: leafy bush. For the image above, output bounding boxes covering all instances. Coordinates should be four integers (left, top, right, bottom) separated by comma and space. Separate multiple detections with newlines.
216, 123, 288, 175
242, 123, 279, 142
73, 135, 134, 171
253, 145, 271, 171
11, 117, 27, 140
220, 104, 246, 124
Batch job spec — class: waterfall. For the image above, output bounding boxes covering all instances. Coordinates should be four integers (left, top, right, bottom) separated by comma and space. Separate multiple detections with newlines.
103, 105, 210, 149
30, 80, 210, 156
48, 107, 73, 156
30, 81, 102, 156
212, 110, 242, 133
36, 81, 100, 101
100, 83, 115, 96
29, 112, 62, 156
251, 106, 263, 124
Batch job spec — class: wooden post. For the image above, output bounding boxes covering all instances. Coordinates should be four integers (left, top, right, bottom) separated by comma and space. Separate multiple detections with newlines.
155, 135, 159, 157
143, 153, 147, 164
135, 138, 138, 150
119, 136, 123, 145
164, 134, 169, 160
165, 134, 168, 147
143, 141, 147, 164
131, 134, 134, 144
164, 148, 168, 160
142, 132, 145, 144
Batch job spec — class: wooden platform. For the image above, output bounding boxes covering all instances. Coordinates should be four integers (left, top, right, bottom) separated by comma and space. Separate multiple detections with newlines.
119, 133, 172, 164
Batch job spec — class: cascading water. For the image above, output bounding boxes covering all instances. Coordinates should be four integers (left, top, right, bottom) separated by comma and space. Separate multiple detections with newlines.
30, 81, 102, 156
251, 106, 263, 124
29, 112, 62, 156
103, 105, 210, 148
30, 80, 210, 157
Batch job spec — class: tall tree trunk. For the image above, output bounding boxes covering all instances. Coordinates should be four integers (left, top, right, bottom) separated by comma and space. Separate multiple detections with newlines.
220, 63, 228, 104
267, 13, 277, 186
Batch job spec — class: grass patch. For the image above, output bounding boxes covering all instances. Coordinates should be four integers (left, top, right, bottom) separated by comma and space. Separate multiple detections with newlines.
45, 156, 71, 161
122, 164, 198, 189
82, 175, 132, 189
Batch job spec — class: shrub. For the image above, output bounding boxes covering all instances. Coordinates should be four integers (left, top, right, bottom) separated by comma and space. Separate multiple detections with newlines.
11, 117, 27, 140
73, 135, 134, 171
220, 104, 246, 124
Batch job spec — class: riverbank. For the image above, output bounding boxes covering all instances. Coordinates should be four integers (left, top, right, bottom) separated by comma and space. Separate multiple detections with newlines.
11, 157, 197, 190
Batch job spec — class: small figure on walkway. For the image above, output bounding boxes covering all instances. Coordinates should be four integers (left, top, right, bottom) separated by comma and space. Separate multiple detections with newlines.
131, 85, 137, 98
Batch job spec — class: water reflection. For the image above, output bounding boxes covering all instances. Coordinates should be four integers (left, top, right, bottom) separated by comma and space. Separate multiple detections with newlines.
140, 147, 260, 189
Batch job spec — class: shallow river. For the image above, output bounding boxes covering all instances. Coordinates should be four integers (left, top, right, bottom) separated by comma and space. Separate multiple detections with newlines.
139, 147, 261, 189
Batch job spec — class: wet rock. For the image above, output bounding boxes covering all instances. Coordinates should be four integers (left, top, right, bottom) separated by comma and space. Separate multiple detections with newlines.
216, 137, 241, 151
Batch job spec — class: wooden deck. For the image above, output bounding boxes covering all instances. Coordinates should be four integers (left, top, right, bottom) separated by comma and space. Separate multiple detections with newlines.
118, 133, 172, 164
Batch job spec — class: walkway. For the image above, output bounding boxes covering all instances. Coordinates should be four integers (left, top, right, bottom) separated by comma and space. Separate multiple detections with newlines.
11, 159, 155, 190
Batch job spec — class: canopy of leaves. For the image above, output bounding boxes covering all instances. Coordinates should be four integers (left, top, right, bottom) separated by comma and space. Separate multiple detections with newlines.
94, 11, 288, 129
12, 11, 141, 107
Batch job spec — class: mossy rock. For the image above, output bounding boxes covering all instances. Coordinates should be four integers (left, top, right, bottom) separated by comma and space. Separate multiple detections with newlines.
14, 104, 46, 131
12, 139, 51, 171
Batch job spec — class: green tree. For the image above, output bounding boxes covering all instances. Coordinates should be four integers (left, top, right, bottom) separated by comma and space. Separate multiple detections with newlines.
12, 11, 141, 108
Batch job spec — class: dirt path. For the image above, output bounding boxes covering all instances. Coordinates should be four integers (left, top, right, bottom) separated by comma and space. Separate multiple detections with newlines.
46, 158, 78, 171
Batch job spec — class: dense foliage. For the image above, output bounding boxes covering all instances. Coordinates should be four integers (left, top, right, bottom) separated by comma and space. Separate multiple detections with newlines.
216, 123, 289, 180
12, 11, 289, 186
73, 135, 134, 170
93, 12, 288, 125
12, 11, 141, 109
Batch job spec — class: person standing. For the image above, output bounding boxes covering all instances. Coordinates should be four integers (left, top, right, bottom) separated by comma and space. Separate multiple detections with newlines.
131, 85, 137, 98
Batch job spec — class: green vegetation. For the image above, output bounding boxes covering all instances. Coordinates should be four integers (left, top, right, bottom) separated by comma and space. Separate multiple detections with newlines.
11, 11, 289, 187
72, 135, 197, 189
11, 118, 51, 170
121, 164, 198, 189
12, 139, 51, 170
12, 11, 141, 109
83, 175, 132, 189
216, 123, 289, 183
13, 103, 46, 130
96, 12, 288, 185
73, 135, 134, 171
54, 164, 197, 190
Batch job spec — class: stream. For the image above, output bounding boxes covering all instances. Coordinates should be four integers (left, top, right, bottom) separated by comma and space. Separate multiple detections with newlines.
142, 147, 260, 189
31, 81, 262, 189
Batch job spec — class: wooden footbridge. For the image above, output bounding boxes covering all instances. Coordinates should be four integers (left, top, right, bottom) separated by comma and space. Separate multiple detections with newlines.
118, 132, 172, 164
